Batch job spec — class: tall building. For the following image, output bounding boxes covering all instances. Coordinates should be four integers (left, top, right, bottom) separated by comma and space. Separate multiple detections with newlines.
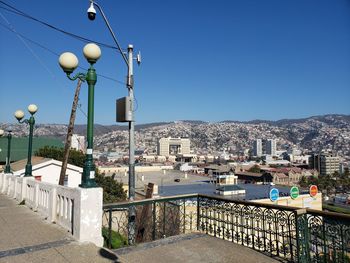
319, 153, 340, 176
157, 137, 190, 156
253, 139, 262, 157
309, 153, 340, 176
71, 134, 85, 152
265, 139, 276, 156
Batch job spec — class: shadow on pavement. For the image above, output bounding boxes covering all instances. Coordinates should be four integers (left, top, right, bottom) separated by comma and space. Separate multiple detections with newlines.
99, 248, 122, 263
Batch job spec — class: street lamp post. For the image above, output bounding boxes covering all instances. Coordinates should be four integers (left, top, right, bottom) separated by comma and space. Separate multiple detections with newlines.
59, 43, 101, 188
14, 105, 38, 176
87, 1, 140, 245
0, 129, 13, 174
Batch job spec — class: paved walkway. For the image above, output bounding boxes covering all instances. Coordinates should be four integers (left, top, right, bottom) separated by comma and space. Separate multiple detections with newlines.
0, 194, 281, 263
114, 233, 281, 263
0, 194, 118, 263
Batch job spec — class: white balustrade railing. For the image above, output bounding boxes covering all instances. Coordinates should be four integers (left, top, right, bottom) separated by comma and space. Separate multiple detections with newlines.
15, 177, 23, 201
0, 172, 103, 246
56, 185, 77, 232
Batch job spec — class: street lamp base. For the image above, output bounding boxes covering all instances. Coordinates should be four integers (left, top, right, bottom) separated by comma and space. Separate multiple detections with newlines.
24, 164, 32, 177
4, 166, 12, 174
79, 179, 98, 188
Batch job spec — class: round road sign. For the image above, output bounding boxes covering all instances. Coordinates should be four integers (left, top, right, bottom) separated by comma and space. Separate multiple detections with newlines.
290, 186, 299, 200
310, 185, 318, 197
270, 188, 279, 202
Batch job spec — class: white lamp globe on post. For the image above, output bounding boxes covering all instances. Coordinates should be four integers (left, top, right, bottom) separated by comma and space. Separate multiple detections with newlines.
83, 43, 101, 64
14, 104, 38, 176
28, 104, 38, 115
14, 110, 25, 121
58, 43, 101, 188
59, 52, 79, 74
0, 128, 13, 174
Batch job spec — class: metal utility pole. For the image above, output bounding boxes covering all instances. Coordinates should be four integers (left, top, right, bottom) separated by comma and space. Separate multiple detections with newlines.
127, 44, 136, 245
87, 1, 141, 245
127, 44, 135, 201
59, 79, 83, 186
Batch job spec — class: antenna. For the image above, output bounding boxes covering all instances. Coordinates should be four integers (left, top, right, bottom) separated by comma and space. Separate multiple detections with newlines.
136, 51, 141, 65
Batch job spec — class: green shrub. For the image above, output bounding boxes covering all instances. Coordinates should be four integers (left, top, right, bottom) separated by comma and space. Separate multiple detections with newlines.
102, 227, 128, 249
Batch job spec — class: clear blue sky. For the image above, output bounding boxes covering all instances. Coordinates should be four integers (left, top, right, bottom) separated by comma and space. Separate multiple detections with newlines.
0, 0, 349, 125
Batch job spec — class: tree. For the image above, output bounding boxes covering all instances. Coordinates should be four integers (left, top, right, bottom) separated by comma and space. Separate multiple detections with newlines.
299, 176, 308, 188
95, 171, 127, 203
248, 164, 261, 173
36, 146, 84, 167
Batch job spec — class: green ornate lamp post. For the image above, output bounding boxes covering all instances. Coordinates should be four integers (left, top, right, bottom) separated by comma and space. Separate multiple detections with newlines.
58, 43, 101, 188
14, 104, 38, 177
0, 129, 12, 174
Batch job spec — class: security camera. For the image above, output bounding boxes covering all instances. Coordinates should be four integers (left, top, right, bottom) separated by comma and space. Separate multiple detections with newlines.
87, 3, 96, 21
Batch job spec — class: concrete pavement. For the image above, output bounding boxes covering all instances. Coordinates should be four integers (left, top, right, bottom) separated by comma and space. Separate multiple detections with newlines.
0, 193, 281, 263
0, 194, 118, 263
114, 233, 281, 263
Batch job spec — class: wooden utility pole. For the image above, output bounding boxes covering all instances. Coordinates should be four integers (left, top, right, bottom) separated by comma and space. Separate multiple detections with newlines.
59, 79, 83, 186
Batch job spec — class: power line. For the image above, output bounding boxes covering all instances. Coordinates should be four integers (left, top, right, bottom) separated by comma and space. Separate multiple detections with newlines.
0, 11, 56, 78
0, 0, 127, 53
0, 20, 126, 85
0, 1, 133, 135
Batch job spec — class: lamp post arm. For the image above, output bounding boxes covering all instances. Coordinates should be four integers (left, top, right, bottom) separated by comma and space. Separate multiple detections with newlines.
93, 1, 129, 68
66, 72, 87, 82
18, 119, 29, 125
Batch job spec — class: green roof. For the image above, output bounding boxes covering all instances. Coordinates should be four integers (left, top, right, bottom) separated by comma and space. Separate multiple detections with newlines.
0, 137, 63, 163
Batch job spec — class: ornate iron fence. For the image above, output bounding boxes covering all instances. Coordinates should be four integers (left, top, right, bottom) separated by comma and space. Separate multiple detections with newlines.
102, 194, 198, 248
198, 194, 299, 261
297, 209, 350, 263
103, 194, 350, 263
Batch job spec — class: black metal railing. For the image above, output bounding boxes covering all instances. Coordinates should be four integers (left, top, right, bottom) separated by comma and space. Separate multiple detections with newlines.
298, 209, 350, 263
102, 194, 350, 263
102, 194, 198, 248
198, 194, 299, 261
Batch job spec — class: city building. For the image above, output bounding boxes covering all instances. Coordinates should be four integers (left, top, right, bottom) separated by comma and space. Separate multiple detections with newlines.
319, 153, 340, 176
309, 153, 340, 176
71, 134, 85, 152
265, 139, 276, 156
253, 139, 262, 157
157, 137, 190, 157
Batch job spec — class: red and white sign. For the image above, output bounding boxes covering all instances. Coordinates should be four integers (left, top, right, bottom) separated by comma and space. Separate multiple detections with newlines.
309, 185, 318, 197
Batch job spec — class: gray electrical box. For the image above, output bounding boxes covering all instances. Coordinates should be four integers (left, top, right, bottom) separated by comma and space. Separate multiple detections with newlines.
116, 96, 132, 122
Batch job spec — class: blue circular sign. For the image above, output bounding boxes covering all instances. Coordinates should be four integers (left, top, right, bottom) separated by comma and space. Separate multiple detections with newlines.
270, 188, 279, 202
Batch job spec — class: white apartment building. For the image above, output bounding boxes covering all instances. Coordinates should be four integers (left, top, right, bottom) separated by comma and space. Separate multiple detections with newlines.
319, 154, 340, 176
253, 139, 262, 157
157, 137, 190, 157
266, 139, 276, 156
71, 134, 85, 152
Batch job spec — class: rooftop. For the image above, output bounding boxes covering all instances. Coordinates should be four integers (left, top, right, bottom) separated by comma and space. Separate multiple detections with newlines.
159, 183, 295, 201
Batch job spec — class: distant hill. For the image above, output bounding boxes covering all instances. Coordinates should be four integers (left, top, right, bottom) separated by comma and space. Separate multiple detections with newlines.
221, 114, 350, 126
1, 114, 349, 158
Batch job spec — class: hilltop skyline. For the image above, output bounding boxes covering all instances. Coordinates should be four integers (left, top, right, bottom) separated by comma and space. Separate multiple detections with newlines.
0, 0, 349, 125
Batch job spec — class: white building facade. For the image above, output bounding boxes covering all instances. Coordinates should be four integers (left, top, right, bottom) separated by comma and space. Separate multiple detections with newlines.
157, 137, 190, 157
253, 139, 263, 157
71, 134, 85, 152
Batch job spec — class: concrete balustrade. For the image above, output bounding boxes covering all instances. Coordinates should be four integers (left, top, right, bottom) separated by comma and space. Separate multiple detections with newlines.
0, 172, 103, 246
